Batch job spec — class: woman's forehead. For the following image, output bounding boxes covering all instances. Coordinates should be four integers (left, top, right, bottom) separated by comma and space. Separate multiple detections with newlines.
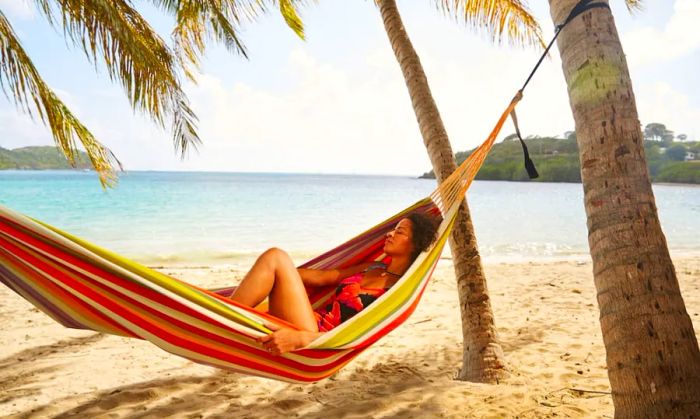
396, 219, 413, 230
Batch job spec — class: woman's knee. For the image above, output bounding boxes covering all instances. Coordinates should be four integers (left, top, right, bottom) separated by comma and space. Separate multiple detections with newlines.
260, 247, 291, 265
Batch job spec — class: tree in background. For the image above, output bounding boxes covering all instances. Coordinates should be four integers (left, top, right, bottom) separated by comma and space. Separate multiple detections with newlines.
665, 144, 687, 161
502, 133, 520, 142
548, 0, 700, 415
644, 122, 675, 146
0, 0, 303, 185
564, 130, 577, 141
375, 0, 542, 382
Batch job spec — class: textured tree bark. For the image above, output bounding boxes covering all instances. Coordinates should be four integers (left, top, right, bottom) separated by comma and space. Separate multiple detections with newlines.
549, 0, 700, 416
377, 0, 507, 383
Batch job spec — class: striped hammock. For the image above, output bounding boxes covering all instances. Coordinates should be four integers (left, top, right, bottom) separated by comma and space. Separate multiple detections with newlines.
0, 95, 521, 383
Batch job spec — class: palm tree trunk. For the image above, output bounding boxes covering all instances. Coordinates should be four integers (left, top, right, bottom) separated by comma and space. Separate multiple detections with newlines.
548, 0, 700, 416
377, 0, 507, 383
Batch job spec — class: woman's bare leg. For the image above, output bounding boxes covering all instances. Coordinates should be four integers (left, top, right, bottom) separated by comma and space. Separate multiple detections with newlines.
230, 248, 318, 332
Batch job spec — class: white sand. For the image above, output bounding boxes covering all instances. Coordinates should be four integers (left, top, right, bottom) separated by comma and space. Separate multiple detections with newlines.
1, 256, 699, 418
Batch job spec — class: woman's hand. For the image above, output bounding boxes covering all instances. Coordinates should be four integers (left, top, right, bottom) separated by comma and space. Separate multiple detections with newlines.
256, 323, 323, 356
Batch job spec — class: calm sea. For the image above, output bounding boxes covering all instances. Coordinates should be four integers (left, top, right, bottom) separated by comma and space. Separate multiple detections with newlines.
1, 170, 697, 266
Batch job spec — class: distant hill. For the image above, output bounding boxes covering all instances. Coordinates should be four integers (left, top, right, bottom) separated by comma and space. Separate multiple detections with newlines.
420, 137, 700, 184
0, 146, 91, 170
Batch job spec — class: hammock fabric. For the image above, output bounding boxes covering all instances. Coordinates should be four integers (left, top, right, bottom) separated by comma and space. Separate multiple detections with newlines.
0, 94, 521, 383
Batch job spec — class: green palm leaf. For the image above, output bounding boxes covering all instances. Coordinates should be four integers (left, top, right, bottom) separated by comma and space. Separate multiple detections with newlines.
624, 0, 643, 12
278, 0, 305, 40
436, 0, 544, 48
0, 10, 120, 186
33, 0, 201, 161
149, 0, 305, 79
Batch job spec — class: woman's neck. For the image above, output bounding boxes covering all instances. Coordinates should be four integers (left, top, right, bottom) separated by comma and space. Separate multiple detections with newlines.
386, 255, 412, 276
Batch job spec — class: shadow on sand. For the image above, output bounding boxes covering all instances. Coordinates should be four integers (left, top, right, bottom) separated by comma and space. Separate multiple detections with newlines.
15, 346, 460, 419
0, 334, 105, 412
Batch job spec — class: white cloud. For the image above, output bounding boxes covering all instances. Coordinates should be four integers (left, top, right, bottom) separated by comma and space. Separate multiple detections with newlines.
0, 110, 50, 149
0, 0, 35, 20
636, 82, 700, 139
0, 88, 91, 150
178, 47, 431, 175
622, 0, 700, 67
413, 41, 575, 146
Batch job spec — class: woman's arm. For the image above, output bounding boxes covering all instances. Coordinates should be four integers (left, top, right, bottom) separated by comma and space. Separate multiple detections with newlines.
297, 262, 375, 287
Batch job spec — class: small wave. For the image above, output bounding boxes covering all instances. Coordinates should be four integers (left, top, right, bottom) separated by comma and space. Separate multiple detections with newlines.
131, 248, 326, 268
480, 242, 587, 257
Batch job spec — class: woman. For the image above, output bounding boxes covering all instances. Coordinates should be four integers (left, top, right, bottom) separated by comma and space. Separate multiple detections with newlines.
230, 212, 439, 355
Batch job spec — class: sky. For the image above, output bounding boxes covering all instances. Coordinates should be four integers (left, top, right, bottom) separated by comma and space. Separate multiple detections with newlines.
0, 0, 698, 176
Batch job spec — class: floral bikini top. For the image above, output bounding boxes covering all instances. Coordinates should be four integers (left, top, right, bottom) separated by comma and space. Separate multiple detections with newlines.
313, 262, 390, 332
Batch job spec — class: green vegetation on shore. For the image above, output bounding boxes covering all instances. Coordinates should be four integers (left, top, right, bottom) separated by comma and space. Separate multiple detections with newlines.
0, 146, 91, 170
421, 125, 700, 184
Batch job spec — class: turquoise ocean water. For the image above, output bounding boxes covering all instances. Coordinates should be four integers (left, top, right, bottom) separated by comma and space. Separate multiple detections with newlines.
1, 170, 698, 266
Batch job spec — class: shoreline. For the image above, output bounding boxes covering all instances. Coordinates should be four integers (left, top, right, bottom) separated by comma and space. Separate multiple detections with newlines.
418, 176, 700, 187
653, 181, 700, 187
140, 248, 700, 271
3, 169, 698, 186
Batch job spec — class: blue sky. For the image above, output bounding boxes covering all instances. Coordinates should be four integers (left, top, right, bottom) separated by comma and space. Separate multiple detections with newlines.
0, 0, 698, 175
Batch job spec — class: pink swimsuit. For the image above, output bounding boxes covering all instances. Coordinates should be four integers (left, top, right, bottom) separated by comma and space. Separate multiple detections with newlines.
313, 264, 389, 332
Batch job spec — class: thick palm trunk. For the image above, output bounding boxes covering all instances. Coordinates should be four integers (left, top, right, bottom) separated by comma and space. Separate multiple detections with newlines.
377, 0, 507, 383
549, 0, 700, 416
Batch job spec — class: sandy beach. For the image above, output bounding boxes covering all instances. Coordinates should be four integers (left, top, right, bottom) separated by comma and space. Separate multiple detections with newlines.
1, 255, 698, 418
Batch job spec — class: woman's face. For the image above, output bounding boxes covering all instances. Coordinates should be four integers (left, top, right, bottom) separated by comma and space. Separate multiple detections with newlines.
383, 218, 415, 257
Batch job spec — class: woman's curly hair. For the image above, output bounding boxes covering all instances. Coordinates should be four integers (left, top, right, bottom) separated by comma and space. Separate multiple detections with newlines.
406, 212, 440, 260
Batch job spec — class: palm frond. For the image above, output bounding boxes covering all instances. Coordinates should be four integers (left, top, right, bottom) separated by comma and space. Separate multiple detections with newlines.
0, 10, 120, 186
33, 0, 201, 158
172, 93, 199, 156
436, 0, 545, 48
171, 0, 255, 78
149, 0, 305, 77
278, 0, 305, 40
624, 0, 643, 13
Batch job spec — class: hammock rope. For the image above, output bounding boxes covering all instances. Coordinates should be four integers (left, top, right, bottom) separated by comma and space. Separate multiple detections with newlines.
512, 0, 610, 179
